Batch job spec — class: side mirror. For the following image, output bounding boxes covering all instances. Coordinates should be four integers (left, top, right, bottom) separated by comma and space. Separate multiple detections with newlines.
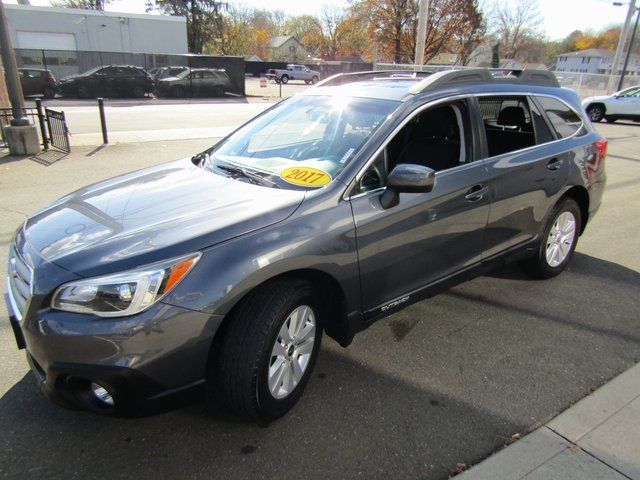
380, 164, 436, 209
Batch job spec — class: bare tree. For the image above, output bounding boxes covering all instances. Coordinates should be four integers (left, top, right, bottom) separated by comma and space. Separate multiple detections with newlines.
488, 0, 543, 59
319, 4, 347, 57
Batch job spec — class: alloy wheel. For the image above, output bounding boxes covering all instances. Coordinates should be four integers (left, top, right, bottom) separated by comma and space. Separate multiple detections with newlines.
545, 211, 576, 267
268, 305, 316, 399
588, 106, 604, 122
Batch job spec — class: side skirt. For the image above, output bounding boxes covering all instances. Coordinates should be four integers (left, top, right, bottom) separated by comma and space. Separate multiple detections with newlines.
351, 240, 538, 334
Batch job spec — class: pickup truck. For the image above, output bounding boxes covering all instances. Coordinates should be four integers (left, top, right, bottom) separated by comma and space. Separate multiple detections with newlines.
267, 64, 321, 84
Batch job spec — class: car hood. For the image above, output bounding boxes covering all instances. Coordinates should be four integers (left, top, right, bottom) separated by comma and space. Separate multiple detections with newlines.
583, 95, 610, 104
60, 74, 84, 82
23, 158, 306, 277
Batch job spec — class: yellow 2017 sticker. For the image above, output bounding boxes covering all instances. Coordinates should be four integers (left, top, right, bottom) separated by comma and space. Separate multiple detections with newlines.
280, 166, 332, 187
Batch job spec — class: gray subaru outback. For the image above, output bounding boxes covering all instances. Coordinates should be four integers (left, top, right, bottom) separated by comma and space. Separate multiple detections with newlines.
6, 69, 606, 421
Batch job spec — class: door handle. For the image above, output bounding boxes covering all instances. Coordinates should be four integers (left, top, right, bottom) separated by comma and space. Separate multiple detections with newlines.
464, 185, 488, 202
547, 158, 562, 171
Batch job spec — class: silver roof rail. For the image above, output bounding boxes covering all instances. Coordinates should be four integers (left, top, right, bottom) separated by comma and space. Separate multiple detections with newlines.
314, 70, 431, 88
408, 68, 559, 94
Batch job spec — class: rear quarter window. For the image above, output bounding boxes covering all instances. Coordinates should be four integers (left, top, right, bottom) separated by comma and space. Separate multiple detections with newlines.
536, 96, 585, 139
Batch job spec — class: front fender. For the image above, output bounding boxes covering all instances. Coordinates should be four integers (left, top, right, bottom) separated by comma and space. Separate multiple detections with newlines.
162, 199, 361, 319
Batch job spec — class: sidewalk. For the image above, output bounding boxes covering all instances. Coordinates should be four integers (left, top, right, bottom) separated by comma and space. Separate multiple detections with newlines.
459, 362, 640, 480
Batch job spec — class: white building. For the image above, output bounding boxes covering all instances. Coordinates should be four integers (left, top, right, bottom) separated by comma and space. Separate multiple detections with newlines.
556, 49, 640, 76
5, 3, 187, 55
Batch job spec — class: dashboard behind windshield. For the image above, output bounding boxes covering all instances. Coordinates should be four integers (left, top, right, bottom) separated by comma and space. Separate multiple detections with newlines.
207, 95, 399, 189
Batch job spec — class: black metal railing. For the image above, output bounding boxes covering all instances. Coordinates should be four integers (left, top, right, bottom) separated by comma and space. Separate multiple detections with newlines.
45, 108, 71, 153
0, 107, 41, 146
0, 104, 70, 153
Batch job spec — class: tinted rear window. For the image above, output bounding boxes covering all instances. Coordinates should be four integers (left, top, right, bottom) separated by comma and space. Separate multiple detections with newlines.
536, 96, 584, 138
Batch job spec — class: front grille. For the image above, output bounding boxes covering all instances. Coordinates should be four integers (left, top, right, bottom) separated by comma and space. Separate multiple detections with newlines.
7, 244, 34, 321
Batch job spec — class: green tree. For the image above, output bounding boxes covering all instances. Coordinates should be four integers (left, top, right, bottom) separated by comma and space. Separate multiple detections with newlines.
149, 0, 226, 54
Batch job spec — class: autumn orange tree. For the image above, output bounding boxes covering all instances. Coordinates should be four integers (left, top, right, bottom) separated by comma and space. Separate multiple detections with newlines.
350, 0, 485, 64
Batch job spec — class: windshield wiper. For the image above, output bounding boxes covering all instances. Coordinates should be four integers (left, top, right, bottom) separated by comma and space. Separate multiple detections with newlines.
217, 164, 280, 189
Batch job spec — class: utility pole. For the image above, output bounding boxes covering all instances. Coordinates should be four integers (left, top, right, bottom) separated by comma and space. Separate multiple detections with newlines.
414, 0, 430, 70
0, 0, 28, 126
618, 4, 640, 90
609, 0, 637, 93
0, 0, 39, 155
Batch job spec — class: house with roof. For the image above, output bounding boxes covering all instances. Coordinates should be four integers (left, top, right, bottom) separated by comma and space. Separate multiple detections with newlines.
501, 59, 548, 71
269, 35, 309, 63
556, 49, 640, 75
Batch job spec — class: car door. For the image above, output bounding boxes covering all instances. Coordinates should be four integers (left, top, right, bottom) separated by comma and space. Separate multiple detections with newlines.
95, 67, 118, 97
19, 70, 34, 96
478, 94, 574, 259
613, 87, 640, 116
189, 71, 205, 96
116, 67, 139, 96
349, 98, 490, 317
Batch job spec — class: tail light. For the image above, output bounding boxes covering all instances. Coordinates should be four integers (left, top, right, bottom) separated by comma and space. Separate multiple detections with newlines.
587, 137, 607, 179
594, 138, 607, 161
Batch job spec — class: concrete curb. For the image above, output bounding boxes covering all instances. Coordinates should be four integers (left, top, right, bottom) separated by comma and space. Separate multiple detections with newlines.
458, 363, 640, 479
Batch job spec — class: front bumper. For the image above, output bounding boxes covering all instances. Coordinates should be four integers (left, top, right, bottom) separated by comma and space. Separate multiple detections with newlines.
6, 293, 222, 414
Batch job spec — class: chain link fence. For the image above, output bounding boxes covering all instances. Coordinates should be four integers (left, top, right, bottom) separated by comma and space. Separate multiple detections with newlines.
15, 48, 245, 98
375, 63, 640, 99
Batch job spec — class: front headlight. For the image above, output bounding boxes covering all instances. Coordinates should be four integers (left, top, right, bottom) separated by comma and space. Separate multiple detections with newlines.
51, 253, 201, 317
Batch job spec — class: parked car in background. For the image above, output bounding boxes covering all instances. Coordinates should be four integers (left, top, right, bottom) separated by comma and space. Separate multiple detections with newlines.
58, 65, 154, 98
155, 68, 231, 97
6, 69, 606, 422
582, 85, 640, 123
267, 64, 320, 84
150, 66, 189, 83
18, 68, 58, 98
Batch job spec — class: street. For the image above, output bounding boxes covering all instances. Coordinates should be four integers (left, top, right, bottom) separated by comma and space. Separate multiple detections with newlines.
21, 78, 311, 145
0, 120, 639, 480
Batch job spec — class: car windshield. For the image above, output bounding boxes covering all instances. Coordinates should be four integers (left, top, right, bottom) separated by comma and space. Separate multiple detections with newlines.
83, 66, 104, 76
617, 86, 640, 97
200, 95, 399, 189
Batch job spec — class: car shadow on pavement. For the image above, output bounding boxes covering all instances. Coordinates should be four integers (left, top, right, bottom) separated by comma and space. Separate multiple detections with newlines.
0, 351, 518, 480
1, 252, 638, 480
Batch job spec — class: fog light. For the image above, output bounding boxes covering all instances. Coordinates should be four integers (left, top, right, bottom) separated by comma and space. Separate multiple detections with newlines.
90, 382, 114, 406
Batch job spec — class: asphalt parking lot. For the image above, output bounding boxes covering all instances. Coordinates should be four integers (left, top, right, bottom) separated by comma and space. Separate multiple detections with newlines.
0, 121, 639, 480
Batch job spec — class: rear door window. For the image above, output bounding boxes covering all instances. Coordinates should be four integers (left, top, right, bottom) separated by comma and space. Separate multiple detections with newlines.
535, 96, 584, 138
477, 96, 536, 157
528, 99, 555, 144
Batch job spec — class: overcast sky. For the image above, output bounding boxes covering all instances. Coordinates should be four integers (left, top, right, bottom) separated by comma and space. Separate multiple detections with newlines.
5, 0, 632, 40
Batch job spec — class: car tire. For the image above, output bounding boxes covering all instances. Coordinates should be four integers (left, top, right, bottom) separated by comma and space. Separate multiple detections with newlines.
311, 76, 319, 84
281, 75, 289, 84
210, 277, 323, 422
43, 87, 55, 99
172, 85, 184, 98
304, 80, 311, 85
605, 117, 617, 123
77, 85, 90, 99
586, 104, 605, 122
274, 78, 281, 84
521, 197, 582, 279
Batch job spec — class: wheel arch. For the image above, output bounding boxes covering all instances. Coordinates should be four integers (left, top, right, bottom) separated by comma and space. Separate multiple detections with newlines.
208, 268, 352, 366
562, 185, 590, 234
586, 102, 606, 114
